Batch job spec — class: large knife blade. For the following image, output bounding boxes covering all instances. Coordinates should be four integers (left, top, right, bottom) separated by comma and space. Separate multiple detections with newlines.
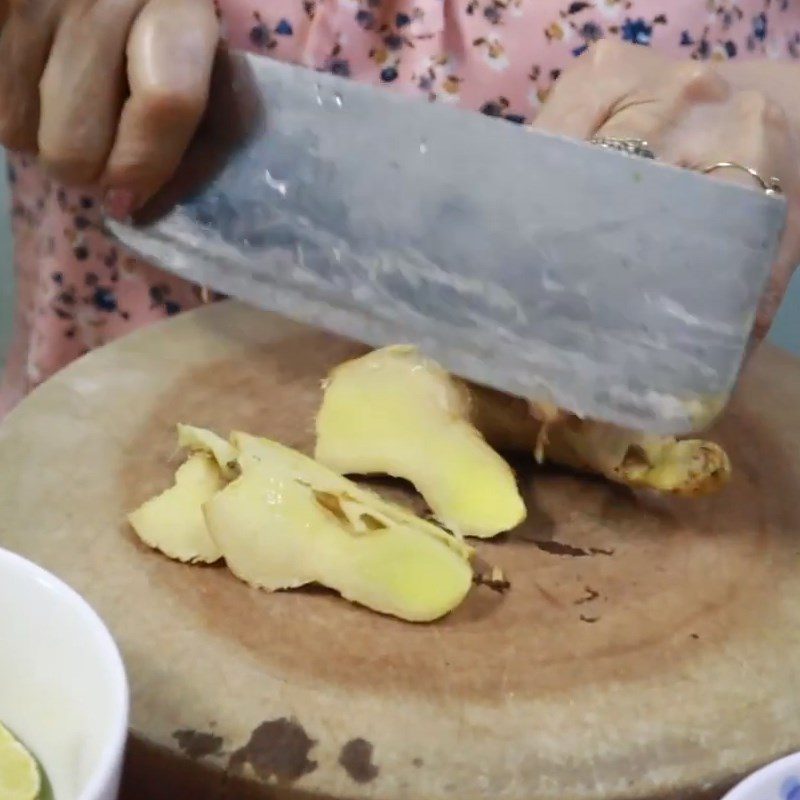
106, 50, 786, 434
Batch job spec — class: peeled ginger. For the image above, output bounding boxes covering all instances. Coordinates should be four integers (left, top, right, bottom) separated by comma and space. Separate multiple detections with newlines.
128, 425, 475, 622
315, 346, 526, 539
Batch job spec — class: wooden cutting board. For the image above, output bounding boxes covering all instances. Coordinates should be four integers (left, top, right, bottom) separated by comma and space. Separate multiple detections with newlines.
1, 300, 799, 800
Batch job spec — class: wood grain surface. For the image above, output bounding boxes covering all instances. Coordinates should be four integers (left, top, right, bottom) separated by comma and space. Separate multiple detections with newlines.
0, 301, 799, 800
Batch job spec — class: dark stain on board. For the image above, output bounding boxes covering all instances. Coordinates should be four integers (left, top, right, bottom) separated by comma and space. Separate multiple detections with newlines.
229, 718, 317, 782
172, 729, 224, 759
339, 737, 379, 783
574, 586, 600, 605
533, 540, 615, 558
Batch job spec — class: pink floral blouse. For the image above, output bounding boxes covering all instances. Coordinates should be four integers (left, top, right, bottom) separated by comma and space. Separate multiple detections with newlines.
2, 0, 798, 416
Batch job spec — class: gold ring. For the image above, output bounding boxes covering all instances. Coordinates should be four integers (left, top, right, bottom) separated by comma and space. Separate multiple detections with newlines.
701, 162, 782, 196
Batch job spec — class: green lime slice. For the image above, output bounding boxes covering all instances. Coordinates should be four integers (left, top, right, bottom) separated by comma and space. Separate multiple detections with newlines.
0, 722, 42, 800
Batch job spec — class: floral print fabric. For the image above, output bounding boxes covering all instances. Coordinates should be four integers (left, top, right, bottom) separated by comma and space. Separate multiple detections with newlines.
1, 0, 799, 415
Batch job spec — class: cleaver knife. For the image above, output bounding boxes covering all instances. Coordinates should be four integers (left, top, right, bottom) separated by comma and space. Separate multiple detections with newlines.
105, 50, 786, 434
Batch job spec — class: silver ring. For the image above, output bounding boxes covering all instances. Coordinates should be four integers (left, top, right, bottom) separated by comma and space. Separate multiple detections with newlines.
590, 136, 656, 160
701, 162, 782, 196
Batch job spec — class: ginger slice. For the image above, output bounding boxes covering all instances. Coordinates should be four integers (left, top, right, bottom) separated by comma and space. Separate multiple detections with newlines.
130, 426, 475, 621
177, 423, 239, 479
204, 433, 474, 622
314, 346, 526, 539
128, 453, 225, 563
231, 432, 472, 561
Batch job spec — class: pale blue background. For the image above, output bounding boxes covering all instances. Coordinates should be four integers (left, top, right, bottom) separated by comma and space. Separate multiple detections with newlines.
0, 151, 797, 371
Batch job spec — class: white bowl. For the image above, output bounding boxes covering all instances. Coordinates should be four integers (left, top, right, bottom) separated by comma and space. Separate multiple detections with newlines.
722, 753, 800, 800
0, 547, 129, 800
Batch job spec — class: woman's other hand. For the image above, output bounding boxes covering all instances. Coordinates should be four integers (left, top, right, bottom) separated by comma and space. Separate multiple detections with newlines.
0, 0, 219, 217
534, 40, 800, 340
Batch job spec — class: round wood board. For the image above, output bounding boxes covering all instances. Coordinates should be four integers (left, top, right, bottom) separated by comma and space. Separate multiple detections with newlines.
1, 300, 799, 800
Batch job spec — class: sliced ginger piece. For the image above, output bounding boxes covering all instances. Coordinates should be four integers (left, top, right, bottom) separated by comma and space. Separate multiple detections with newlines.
231, 431, 472, 561
314, 346, 526, 539
204, 435, 474, 622
128, 453, 225, 562
177, 423, 239, 479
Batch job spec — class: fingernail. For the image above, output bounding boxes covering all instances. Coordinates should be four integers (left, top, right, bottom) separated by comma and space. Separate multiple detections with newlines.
103, 189, 137, 221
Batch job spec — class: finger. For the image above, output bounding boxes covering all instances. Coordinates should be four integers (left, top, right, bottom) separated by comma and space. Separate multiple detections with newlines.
0, 0, 60, 152
754, 145, 800, 339
682, 90, 800, 340
532, 40, 649, 139
38, 0, 146, 184
755, 262, 796, 342
659, 89, 788, 199
596, 63, 729, 156
102, 0, 219, 215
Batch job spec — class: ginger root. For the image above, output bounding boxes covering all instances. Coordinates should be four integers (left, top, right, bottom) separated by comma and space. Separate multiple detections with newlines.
316, 347, 731, 505
315, 346, 526, 539
536, 417, 730, 496
468, 384, 731, 496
